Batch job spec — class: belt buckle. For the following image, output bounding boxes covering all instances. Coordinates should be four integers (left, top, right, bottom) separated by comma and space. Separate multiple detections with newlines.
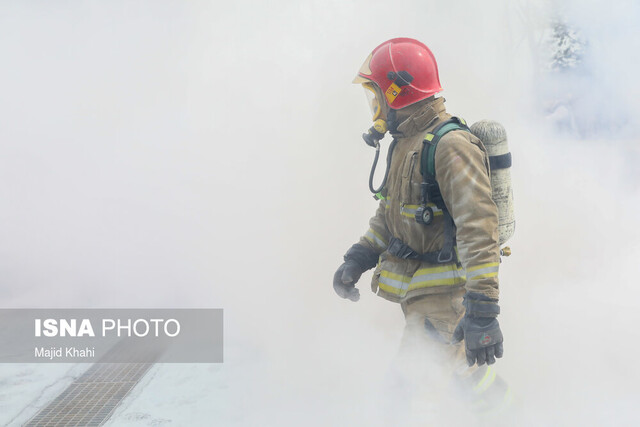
388, 238, 411, 260
437, 250, 454, 264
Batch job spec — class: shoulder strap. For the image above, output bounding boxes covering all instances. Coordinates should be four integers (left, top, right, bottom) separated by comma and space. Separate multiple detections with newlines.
416, 117, 470, 264
421, 117, 470, 178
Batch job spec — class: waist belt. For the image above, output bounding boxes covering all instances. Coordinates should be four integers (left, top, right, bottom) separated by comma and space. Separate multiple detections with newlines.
387, 236, 458, 264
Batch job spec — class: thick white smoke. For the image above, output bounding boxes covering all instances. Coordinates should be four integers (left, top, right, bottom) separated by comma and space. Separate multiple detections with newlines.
0, 0, 638, 426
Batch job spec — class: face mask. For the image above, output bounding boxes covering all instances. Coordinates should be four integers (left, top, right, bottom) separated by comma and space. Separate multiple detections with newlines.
362, 82, 384, 121
361, 82, 389, 148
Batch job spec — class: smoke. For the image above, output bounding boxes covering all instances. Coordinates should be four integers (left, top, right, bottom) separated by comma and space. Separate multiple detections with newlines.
0, 0, 639, 426
531, 0, 640, 137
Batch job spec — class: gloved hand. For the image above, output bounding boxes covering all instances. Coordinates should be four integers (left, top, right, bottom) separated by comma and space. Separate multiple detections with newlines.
452, 292, 504, 367
333, 261, 364, 302
333, 244, 379, 302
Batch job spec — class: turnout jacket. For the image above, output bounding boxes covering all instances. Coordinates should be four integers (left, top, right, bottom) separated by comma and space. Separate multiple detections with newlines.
359, 98, 501, 302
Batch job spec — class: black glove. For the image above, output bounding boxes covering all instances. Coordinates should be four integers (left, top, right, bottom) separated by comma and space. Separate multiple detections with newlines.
333, 244, 379, 302
452, 292, 504, 367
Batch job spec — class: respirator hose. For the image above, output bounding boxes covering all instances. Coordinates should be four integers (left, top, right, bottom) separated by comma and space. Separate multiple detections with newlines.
369, 139, 397, 194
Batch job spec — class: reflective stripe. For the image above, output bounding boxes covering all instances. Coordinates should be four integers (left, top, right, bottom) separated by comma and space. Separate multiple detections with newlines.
379, 272, 410, 294
471, 272, 499, 280
467, 262, 500, 272
400, 203, 443, 219
474, 366, 497, 393
473, 383, 513, 415
364, 228, 388, 249
378, 264, 466, 296
476, 386, 513, 415
467, 262, 499, 281
413, 263, 464, 281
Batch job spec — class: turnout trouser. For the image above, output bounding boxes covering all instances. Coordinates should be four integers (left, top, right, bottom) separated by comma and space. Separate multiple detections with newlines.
398, 289, 512, 416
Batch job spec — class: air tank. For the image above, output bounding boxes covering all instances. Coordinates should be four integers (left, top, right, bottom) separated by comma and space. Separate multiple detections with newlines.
470, 120, 515, 246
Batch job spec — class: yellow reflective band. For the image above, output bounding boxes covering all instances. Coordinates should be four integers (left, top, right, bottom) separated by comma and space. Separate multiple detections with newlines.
378, 265, 466, 296
474, 386, 513, 416
400, 203, 443, 219
474, 366, 497, 394
364, 229, 388, 249
414, 263, 461, 276
378, 276, 466, 296
381, 264, 463, 281
467, 262, 500, 272
425, 134, 434, 142
470, 272, 499, 280
409, 277, 466, 290
467, 262, 499, 281
400, 211, 443, 219
378, 281, 405, 296
460, 117, 467, 125
385, 82, 402, 104
380, 270, 410, 282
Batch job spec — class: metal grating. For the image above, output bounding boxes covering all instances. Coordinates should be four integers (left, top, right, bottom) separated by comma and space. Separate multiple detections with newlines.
24, 340, 164, 426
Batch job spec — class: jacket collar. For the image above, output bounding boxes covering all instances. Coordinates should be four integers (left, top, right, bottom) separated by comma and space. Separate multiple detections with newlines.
391, 97, 447, 138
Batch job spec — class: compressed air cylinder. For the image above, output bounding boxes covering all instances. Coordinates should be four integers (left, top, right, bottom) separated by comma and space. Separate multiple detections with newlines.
470, 120, 515, 245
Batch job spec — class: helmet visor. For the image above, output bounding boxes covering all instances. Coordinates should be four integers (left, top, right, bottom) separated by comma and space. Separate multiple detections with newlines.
362, 82, 383, 121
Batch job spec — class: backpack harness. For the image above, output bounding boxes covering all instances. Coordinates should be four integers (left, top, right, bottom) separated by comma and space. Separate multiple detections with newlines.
385, 117, 470, 265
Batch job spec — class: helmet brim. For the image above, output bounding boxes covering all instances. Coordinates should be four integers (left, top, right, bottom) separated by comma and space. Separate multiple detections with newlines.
352, 74, 370, 84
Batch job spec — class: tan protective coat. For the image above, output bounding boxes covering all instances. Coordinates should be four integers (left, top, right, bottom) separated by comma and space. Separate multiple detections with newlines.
359, 98, 501, 302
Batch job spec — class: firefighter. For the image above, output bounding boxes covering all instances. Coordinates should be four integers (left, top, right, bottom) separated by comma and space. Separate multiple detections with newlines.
333, 38, 509, 408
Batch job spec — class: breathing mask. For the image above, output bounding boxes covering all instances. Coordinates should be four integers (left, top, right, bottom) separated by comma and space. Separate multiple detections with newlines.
361, 82, 388, 147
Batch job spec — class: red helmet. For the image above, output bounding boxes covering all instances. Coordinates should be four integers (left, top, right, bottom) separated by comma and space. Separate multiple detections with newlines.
353, 38, 442, 110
